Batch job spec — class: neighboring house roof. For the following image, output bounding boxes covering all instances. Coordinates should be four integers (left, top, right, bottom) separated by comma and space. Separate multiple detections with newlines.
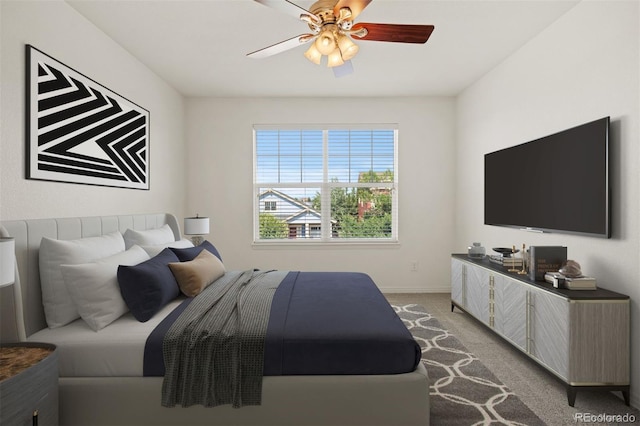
258, 189, 321, 224
286, 210, 321, 224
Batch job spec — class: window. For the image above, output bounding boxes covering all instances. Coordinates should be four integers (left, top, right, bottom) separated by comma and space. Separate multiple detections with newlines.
254, 125, 398, 243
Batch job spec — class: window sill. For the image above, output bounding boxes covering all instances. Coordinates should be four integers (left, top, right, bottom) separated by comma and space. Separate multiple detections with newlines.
252, 239, 400, 249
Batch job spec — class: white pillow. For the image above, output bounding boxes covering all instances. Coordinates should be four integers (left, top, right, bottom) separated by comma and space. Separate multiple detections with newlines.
61, 246, 150, 331
123, 224, 175, 249
39, 232, 125, 328
140, 238, 194, 257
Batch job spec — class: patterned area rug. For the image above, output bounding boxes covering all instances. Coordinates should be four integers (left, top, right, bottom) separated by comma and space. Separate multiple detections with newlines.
394, 304, 545, 426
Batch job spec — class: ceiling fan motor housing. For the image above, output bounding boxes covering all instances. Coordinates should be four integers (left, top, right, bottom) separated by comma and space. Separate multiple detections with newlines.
310, 0, 339, 21
308, 0, 355, 31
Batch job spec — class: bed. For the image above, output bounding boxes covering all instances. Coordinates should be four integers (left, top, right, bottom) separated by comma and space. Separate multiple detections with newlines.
0, 213, 429, 426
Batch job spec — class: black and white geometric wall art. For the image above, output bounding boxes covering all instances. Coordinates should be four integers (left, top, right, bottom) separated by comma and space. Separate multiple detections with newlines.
26, 45, 150, 190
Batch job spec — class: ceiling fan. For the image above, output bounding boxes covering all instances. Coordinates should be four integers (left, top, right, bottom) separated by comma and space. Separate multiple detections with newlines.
247, 0, 434, 74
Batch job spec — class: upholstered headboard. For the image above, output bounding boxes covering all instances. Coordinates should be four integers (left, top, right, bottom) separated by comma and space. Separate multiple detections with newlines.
0, 213, 181, 342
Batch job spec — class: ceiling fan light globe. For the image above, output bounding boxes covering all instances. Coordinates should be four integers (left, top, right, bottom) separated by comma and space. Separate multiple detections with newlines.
327, 48, 345, 67
337, 35, 359, 60
315, 30, 336, 55
304, 43, 322, 65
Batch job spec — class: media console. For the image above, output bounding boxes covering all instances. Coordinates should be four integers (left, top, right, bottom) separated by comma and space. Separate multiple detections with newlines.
451, 254, 630, 406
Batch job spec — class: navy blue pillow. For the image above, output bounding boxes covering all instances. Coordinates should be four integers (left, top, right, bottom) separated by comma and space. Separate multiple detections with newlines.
170, 240, 222, 262
117, 248, 181, 322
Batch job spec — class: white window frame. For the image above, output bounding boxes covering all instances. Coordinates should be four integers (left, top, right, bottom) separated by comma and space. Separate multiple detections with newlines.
253, 124, 399, 245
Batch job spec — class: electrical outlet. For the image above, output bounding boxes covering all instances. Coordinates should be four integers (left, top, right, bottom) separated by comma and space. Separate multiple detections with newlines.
410, 261, 418, 271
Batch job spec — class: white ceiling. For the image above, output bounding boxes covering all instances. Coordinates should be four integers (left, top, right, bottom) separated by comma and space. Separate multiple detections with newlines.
66, 0, 580, 98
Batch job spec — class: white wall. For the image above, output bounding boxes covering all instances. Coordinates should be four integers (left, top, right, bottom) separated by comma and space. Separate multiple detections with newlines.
186, 97, 456, 292
456, 0, 639, 407
0, 0, 186, 221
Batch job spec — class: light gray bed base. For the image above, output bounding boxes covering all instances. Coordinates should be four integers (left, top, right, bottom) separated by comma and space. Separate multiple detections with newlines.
0, 213, 430, 426
60, 369, 430, 426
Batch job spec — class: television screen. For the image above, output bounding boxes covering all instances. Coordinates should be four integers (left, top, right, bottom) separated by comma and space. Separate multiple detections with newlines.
484, 117, 610, 238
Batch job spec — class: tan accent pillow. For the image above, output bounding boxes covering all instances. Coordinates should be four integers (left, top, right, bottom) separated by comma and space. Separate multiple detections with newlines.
168, 249, 225, 297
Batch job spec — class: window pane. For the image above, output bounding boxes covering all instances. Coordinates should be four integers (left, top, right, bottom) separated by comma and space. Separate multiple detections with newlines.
372, 158, 394, 174
255, 130, 278, 156
327, 129, 395, 183
329, 186, 393, 238
279, 130, 301, 156
302, 132, 323, 156
255, 127, 396, 242
257, 187, 322, 239
301, 131, 322, 182
256, 130, 322, 184
350, 130, 373, 161
302, 156, 323, 181
328, 156, 349, 182
279, 156, 301, 182
373, 131, 395, 154
256, 156, 278, 183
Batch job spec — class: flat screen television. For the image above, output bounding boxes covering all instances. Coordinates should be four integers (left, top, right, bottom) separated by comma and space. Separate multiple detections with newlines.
484, 117, 610, 238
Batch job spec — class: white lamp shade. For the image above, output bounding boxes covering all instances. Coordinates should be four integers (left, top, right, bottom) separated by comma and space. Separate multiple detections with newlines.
184, 216, 210, 236
0, 237, 15, 287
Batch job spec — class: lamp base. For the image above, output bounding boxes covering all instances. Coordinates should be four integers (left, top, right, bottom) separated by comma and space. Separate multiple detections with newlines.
189, 236, 204, 246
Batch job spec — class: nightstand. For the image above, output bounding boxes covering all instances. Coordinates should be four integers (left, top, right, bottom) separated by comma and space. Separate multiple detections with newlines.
0, 343, 58, 426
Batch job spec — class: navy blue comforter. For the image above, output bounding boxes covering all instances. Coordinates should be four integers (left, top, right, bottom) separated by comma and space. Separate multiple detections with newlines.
144, 271, 420, 377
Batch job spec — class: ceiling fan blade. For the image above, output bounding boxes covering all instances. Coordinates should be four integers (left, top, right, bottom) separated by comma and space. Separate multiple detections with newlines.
253, 0, 313, 21
333, 0, 372, 21
247, 34, 315, 59
351, 23, 435, 44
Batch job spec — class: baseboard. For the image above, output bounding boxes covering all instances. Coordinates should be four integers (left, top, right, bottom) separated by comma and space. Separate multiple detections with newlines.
380, 287, 451, 294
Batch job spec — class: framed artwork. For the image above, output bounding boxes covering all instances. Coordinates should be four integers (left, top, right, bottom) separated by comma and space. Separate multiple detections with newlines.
26, 45, 150, 190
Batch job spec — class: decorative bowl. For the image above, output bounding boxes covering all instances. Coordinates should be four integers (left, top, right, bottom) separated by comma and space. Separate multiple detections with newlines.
492, 247, 519, 257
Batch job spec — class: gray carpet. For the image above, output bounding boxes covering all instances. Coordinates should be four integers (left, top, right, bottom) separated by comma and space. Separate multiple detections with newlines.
394, 304, 545, 426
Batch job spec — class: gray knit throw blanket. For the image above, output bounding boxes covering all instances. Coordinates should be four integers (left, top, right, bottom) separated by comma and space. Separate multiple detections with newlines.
161, 269, 287, 408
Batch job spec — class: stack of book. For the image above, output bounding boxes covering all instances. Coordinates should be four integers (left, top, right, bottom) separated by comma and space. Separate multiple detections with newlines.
565, 276, 597, 290
544, 273, 597, 290
489, 255, 524, 268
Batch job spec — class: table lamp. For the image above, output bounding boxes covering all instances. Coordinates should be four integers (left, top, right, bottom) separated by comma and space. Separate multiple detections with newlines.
184, 215, 209, 246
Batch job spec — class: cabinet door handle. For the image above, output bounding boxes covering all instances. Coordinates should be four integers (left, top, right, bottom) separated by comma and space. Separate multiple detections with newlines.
526, 291, 531, 354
